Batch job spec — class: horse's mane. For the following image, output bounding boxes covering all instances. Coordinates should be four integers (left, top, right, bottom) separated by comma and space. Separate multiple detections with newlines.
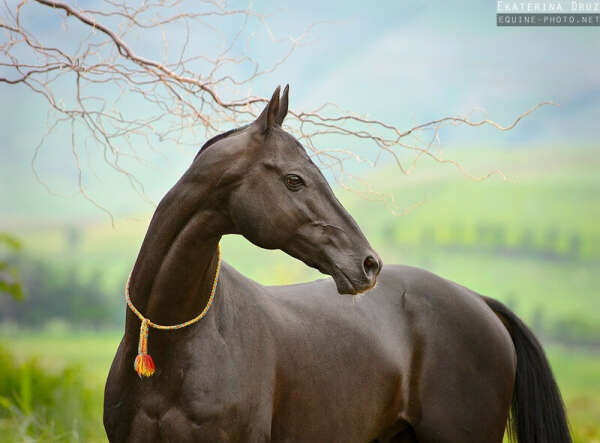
194, 124, 250, 161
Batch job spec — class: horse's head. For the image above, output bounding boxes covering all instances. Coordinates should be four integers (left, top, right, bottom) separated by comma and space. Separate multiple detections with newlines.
193, 86, 382, 295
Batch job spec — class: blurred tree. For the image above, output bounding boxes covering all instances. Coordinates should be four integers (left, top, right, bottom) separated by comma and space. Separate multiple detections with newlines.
0, 258, 122, 329
476, 223, 491, 249
544, 226, 560, 255
0, 233, 23, 300
567, 232, 582, 258
64, 226, 83, 252
490, 225, 506, 251
531, 305, 545, 334
519, 228, 536, 253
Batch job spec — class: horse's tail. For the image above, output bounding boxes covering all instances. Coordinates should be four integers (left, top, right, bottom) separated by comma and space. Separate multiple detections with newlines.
483, 296, 572, 443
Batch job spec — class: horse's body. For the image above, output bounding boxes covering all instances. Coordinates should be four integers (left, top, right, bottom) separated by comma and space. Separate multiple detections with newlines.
105, 263, 514, 442
104, 87, 571, 442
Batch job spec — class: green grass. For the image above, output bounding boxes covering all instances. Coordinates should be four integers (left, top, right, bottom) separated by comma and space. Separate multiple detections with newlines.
546, 347, 600, 442
0, 339, 106, 442
5, 330, 122, 389
0, 331, 121, 442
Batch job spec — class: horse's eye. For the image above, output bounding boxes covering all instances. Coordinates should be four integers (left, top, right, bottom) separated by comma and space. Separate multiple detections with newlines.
284, 174, 305, 191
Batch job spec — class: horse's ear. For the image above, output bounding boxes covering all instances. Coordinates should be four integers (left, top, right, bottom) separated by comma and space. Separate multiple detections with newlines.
255, 86, 281, 132
275, 84, 289, 126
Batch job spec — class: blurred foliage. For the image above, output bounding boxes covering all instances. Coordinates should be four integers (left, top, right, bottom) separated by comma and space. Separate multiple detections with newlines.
0, 233, 23, 300
0, 256, 123, 329
389, 221, 586, 260
0, 343, 101, 442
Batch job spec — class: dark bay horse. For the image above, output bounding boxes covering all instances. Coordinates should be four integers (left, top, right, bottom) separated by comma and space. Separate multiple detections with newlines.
104, 86, 571, 442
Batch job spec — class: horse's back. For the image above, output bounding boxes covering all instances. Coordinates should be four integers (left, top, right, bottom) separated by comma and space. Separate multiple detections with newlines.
263, 264, 516, 442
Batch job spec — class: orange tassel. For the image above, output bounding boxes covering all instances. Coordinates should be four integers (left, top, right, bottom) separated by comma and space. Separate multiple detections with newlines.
134, 353, 155, 377
134, 319, 155, 377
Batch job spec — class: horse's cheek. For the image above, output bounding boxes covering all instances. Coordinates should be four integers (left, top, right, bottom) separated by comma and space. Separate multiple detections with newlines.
230, 192, 288, 247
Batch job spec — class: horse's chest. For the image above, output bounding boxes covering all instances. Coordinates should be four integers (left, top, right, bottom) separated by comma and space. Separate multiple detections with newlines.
130, 397, 247, 443
107, 334, 270, 442
135, 359, 253, 438
114, 368, 250, 442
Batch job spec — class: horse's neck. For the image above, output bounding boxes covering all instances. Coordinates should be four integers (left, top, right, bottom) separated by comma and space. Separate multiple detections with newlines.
128, 176, 227, 326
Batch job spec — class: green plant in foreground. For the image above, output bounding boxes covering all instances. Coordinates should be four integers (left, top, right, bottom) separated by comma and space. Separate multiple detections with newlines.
0, 344, 101, 442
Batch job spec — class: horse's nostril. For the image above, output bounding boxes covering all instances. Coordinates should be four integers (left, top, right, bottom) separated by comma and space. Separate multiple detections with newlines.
363, 255, 379, 277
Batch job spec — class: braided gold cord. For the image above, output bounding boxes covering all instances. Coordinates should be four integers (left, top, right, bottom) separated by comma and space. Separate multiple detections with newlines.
126, 244, 222, 377
125, 243, 221, 331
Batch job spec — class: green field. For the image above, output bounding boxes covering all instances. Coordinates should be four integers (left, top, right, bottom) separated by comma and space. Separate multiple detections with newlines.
1, 146, 599, 441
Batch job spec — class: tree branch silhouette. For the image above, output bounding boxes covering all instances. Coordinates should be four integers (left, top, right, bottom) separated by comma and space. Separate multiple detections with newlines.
0, 0, 552, 220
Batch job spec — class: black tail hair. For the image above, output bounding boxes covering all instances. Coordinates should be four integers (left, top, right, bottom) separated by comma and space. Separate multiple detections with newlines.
483, 297, 572, 443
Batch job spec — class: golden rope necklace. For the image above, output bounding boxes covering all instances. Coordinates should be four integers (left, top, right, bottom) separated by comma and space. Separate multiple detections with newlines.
125, 243, 222, 378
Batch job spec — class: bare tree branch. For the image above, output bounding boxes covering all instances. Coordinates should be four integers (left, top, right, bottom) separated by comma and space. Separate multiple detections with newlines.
0, 0, 552, 221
